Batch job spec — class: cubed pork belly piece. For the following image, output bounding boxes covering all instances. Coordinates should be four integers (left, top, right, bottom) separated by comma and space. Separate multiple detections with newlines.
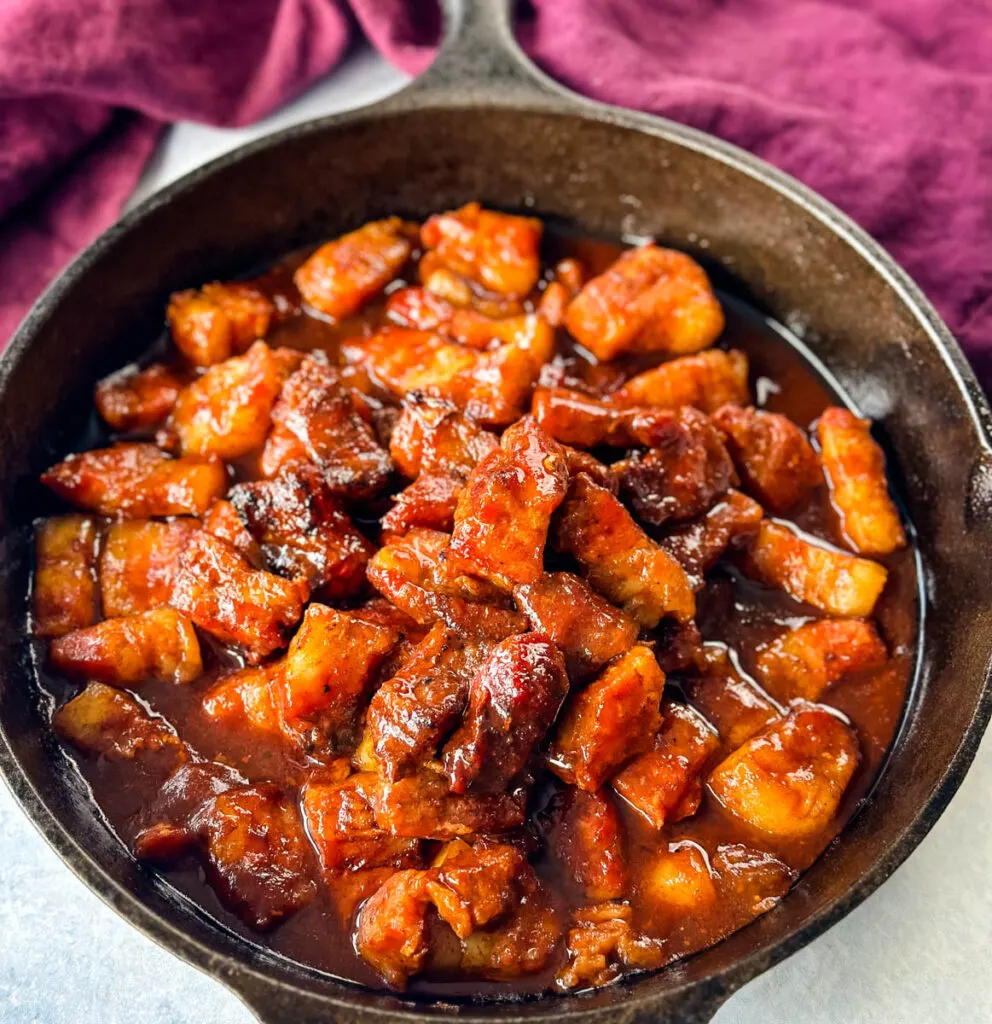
565, 244, 724, 361
639, 841, 717, 917
389, 394, 498, 479
294, 217, 416, 320
712, 404, 821, 512
260, 350, 394, 498
385, 285, 455, 331
202, 663, 288, 741
532, 387, 685, 449
169, 531, 307, 663
611, 702, 719, 829
537, 257, 585, 327
354, 869, 432, 986
99, 517, 200, 617
442, 633, 568, 794
743, 520, 888, 617
554, 474, 695, 627
381, 473, 464, 540
42, 443, 226, 518
202, 499, 262, 562
711, 843, 796, 917
755, 618, 887, 703
167, 281, 275, 367
707, 705, 860, 842
50, 608, 202, 685
421, 203, 542, 298
32, 515, 100, 637
95, 363, 185, 432
549, 646, 665, 790
446, 417, 569, 591
817, 407, 906, 555
513, 572, 638, 679
609, 348, 749, 411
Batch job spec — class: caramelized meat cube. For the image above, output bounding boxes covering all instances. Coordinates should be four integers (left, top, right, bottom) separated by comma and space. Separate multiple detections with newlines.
202, 663, 287, 741
442, 633, 568, 794
281, 605, 399, 723
355, 869, 432, 987
169, 531, 307, 663
565, 244, 724, 361
229, 472, 373, 596
609, 348, 749, 411
549, 646, 665, 790
42, 443, 226, 518
32, 516, 100, 637
611, 702, 719, 829
554, 474, 695, 627
167, 282, 274, 367
50, 608, 202, 685
389, 394, 498, 479
513, 572, 638, 679
532, 387, 683, 449
95, 363, 185, 432
617, 407, 736, 526
53, 681, 184, 761
447, 417, 569, 590
640, 841, 717, 916
202, 499, 262, 562
817, 407, 906, 555
712, 404, 821, 512
708, 705, 860, 841
380, 473, 464, 540
197, 785, 316, 929
712, 844, 796, 916
421, 203, 541, 298
99, 517, 200, 617
294, 217, 414, 320
546, 788, 628, 900
442, 310, 542, 351
169, 341, 285, 459
743, 520, 888, 617
385, 286, 455, 331
755, 618, 887, 703
660, 489, 764, 590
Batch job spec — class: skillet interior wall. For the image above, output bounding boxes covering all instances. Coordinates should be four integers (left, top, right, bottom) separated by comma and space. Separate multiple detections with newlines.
1, 104, 991, 1015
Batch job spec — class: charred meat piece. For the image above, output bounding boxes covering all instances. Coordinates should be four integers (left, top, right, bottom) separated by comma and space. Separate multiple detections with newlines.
95, 363, 185, 432
544, 787, 628, 901
609, 348, 749, 411
32, 516, 100, 637
167, 281, 275, 367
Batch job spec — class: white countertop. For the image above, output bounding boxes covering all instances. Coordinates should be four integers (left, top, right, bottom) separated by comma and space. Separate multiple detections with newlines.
3, 45, 990, 1024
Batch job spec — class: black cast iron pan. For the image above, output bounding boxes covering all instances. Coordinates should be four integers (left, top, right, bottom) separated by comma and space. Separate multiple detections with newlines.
2, 1, 991, 1021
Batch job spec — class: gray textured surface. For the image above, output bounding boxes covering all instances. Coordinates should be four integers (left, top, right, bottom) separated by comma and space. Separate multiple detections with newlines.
3, 44, 990, 1024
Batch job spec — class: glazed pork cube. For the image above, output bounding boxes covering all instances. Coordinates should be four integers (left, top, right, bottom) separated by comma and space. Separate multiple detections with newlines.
755, 618, 887, 703
95, 363, 185, 432
532, 387, 684, 449
639, 841, 717, 916
817, 407, 906, 555
50, 607, 202, 685
385, 285, 455, 331
712, 404, 821, 512
711, 843, 796, 916
554, 474, 695, 627
421, 203, 542, 298
42, 443, 226, 518
446, 417, 569, 591
202, 663, 287, 740
565, 244, 724, 361
537, 257, 585, 327
707, 705, 860, 842
169, 531, 307, 663
354, 869, 432, 987
743, 520, 888, 617
389, 394, 498, 479
294, 217, 415, 320
167, 281, 275, 367
202, 499, 262, 562
380, 473, 464, 540
609, 348, 750, 411
545, 788, 628, 901
549, 646, 665, 790
32, 515, 100, 637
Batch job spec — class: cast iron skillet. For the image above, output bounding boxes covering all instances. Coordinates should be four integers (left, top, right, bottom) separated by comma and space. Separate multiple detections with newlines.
2, 1, 992, 1021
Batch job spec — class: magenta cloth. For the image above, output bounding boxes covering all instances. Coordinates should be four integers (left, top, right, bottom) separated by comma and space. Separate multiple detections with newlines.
1, 1, 990, 384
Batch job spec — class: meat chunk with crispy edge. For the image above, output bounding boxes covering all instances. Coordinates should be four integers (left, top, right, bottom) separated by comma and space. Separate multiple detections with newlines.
532, 386, 685, 449
354, 869, 432, 987
367, 528, 528, 641
389, 393, 498, 479
816, 406, 906, 555
167, 281, 275, 367
99, 517, 201, 617
609, 348, 750, 411
53, 681, 186, 762
755, 618, 888, 703
95, 362, 186, 432
712, 404, 821, 513
32, 515, 100, 638
513, 572, 638, 680
260, 350, 394, 498
229, 471, 374, 597
447, 416, 569, 591
565, 244, 724, 361
553, 474, 695, 627
707, 704, 860, 842
743, 520, 888, 618
548, 646, 666, 791
294, 217, 416, 321
611, 702, 720, 829
442, 633, 569, 795
380, 473, 465, 541
420, 203, 542, 298
42, 443, 226, 518
169, 531, 307, 663
616, 406, 737, 527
